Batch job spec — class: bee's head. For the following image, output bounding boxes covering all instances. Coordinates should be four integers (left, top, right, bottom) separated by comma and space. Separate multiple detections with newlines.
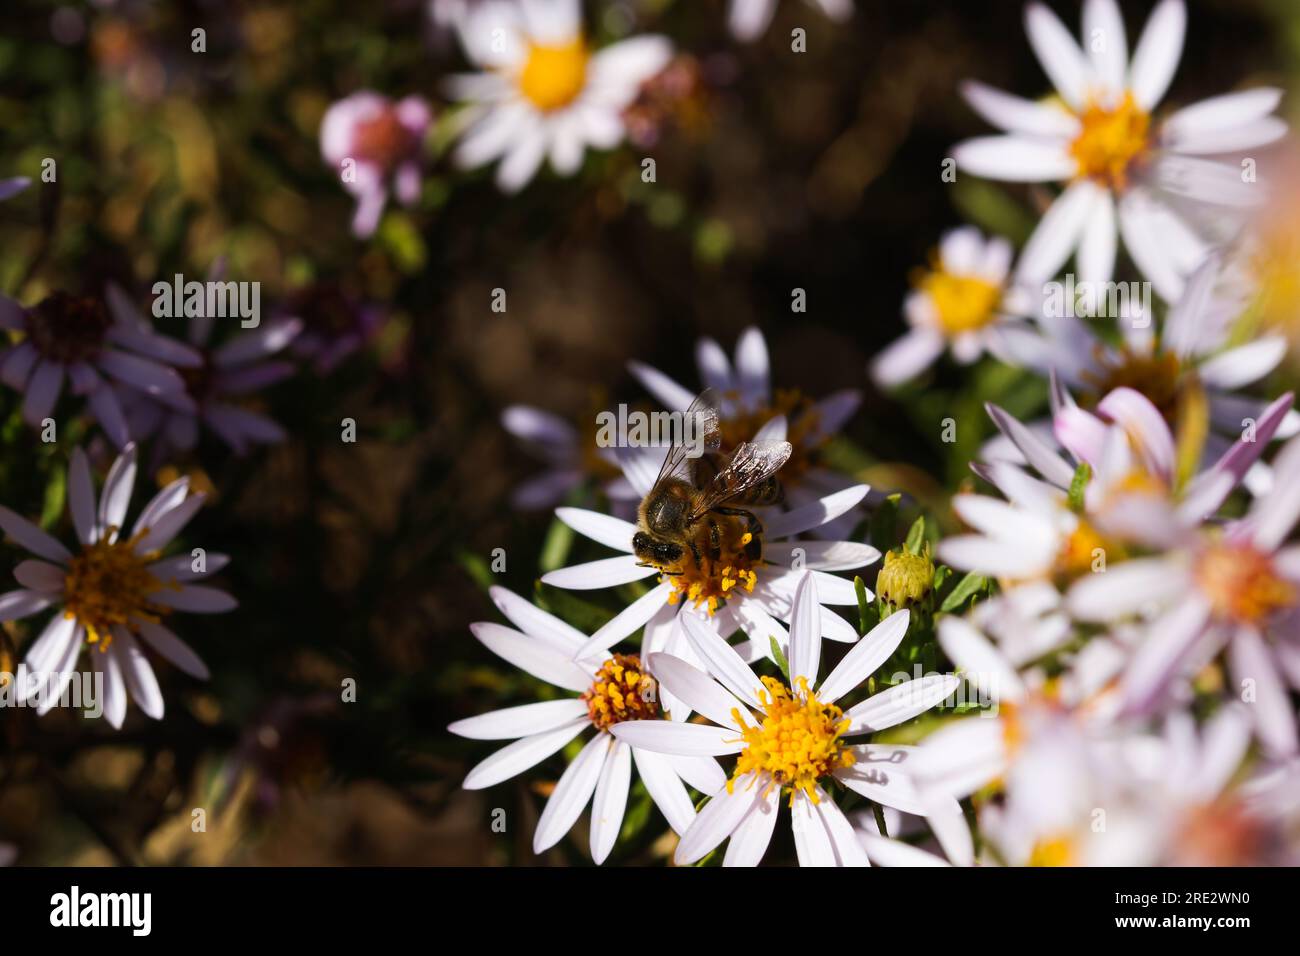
633, 531, 683, 569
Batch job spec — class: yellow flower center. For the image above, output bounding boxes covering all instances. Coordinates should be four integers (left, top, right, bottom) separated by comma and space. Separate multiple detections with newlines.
1054, 519, 1117, 584
1028, 833, 1077, 867
583, 653, 658, 729
518, 39, 589, 112
728, 676, 855, 806
1251, 223, 1300, 334
916, 266, 1002, 336
662, 526, 761, 616
1069, 92, 1151, 191
876, 547, 935, 607
1195, 542, 1295, 626
62, 530, 177, 649
717, 387, 822, 483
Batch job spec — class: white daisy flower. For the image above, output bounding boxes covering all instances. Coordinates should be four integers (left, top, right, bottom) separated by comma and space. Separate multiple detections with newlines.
540, 451, 878, 708
871, 226, 1034, 387
1066, 432, 1300, 758
728, 0, 853, 43
954, 0, 1287, 301
996, 255, 1300, 494
629, 326, 864, 527
0, 444, 235, 728
447, 0, 673, 192
609, 572, 967, 866
448, 586, 725, 864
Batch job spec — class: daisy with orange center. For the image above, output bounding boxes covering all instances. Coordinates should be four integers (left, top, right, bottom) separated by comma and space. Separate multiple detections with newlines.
449, 586, 730, 865
445, 0, 672, 192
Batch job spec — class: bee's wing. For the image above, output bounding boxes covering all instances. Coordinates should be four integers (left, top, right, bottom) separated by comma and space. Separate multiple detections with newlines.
650, 388, 723, 487
689, 439, 792, 520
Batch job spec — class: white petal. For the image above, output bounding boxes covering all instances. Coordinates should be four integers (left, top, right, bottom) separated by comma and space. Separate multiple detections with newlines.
576, 582, 672, 660
818, 610, 911, 705
1127, 0, 1186, 110
533, 732, 610, 854
681, 612, 765, 709
470, 621, 593, 692
488, 585, 586, 654
646, 652, 744, 731
632, 747, 697, 835
462, 719, 588, 790
675, 772, 761, 865
845, 673, 961, 735
764, 485, 869, 539
111, 629, 164, 720
791, 789, 837, 866
960, 80, 1080, 137
938, 616, 1025, 703
589, 737, 632, 864
722, 782, 779, 866
813, 786, 871, 866
97, 444, 138, 543
787, 572, 821, 690
1024, 2, 1091, 109
608, 719, 743, 757
136, 620, 209, 680
0, 506, 72, 564
953, 135, 1074, 182
1015, 181, 1099, 285
448, 698, 588, 740
540, 554, 659, 590
555, 507, 636, 553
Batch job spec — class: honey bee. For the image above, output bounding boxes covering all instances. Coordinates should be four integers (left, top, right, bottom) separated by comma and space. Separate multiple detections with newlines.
632, 389, 793, 574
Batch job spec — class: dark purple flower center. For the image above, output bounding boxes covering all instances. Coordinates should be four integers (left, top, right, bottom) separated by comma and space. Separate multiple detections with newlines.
26, 292, 112, 364
352, 108, 418, 170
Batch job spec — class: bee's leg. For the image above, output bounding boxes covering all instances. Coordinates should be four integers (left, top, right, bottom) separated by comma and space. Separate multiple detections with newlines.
713, 507, 764, 560
688, 539, 704, 570
706, 516, 723, 561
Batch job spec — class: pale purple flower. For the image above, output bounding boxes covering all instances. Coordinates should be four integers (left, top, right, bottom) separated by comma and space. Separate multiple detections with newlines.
0, 177, 30, 200
0, 444, 236, 728
0, 286, 200, 448
501, 403, 637, 511
1066, 432, 1300, 758
113, 284, 302, 457
281, 281, 385, 375
320, 92, 432, 238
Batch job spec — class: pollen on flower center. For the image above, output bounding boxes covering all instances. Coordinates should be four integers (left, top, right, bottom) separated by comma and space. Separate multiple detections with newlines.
518, 38, 589, 112
661, 525, 761, 616
728, 676, 854, 806
583, 653, 658, 729
1069, 92, 1151, 191
62, 530, 177, 649
1028, 833, 1077, 867
917, 267, 1002, 336
1054, 518, 1115, 584
1195, 542, 1295, 625
25, 292, 112, 364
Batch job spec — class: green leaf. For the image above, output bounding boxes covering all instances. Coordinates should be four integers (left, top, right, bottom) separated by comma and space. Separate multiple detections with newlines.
769, 635, 791, 684
539, 514, 576, 573
39, 464, 66, 531
905, 515, 926, 555
1067, 461, 1092, 513
939, 571, 987, 613
854, 575, 874, 636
